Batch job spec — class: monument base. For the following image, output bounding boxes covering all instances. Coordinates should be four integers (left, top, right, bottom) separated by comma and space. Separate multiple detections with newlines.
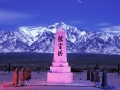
50, 66, 71, 73
47, 72, 73, 83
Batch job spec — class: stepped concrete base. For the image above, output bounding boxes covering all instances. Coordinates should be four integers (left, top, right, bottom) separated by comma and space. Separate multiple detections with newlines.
50, 66, 70, 73
52, 62, 68, 67
47, 72, 73, 83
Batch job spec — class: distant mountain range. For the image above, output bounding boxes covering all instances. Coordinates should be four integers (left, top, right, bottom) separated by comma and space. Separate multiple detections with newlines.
0, 22, 120, 55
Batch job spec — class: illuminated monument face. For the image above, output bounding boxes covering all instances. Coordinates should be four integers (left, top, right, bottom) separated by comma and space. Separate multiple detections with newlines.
47, 27, 73, 83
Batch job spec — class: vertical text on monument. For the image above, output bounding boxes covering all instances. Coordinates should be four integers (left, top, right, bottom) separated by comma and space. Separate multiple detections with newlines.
53, 28, 67, 63
58, 35, 63, 56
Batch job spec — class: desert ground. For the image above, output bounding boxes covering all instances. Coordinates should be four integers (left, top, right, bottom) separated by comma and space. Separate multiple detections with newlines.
0, 53, 120, 90
0, 71, 120, 90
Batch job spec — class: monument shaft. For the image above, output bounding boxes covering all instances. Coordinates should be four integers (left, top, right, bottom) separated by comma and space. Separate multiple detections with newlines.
53, 31, 67, 63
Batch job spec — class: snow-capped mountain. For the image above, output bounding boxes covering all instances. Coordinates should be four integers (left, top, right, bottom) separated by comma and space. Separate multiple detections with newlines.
0, 22, 120, 55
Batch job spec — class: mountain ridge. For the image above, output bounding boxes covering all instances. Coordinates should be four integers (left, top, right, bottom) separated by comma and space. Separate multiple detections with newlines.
0, 22, 120, 55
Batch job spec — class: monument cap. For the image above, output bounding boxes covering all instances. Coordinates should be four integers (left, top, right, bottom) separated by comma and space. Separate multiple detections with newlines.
57, 27, 64, 32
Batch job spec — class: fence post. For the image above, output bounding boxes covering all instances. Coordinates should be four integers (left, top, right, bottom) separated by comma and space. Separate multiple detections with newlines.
91, 70, 94, 82
118, 64, 120, 75
13, 68, 19, 86
8, 63, 10, 73
87, 70, 90, 80
101, 71, 107, 87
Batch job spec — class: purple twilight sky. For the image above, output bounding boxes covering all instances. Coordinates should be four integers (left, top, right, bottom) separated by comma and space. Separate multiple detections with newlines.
0, 0, 120, 34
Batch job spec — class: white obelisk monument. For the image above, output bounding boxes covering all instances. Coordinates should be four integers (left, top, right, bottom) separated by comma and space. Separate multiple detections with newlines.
47, 27, 73, 83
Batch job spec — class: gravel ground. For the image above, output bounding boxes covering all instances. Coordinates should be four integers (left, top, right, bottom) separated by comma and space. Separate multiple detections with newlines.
0, 71, 120, 90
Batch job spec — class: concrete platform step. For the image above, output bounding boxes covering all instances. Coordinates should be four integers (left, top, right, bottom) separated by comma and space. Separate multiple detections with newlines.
26, 80, 95, 87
